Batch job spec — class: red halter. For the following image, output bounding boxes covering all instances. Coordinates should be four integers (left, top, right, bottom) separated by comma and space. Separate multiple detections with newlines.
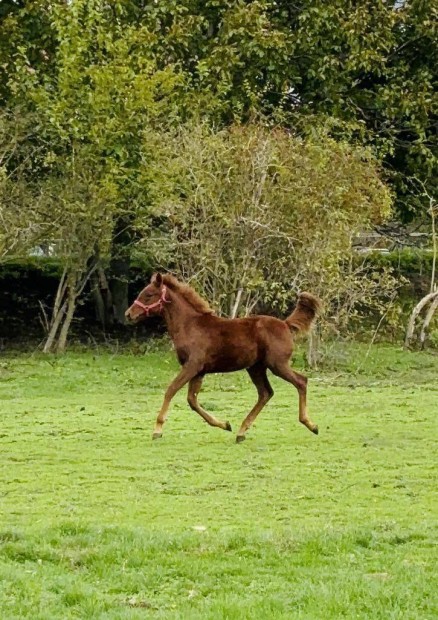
133, 285, 170, 316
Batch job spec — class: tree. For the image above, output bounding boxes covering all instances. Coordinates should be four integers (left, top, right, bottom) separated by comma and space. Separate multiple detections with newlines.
0, 0, 60, 105
117, 1, 437, 219
0, 110, 48, 262
143, 122, 395, 332
1, 0, 434, 350
1, 0, 183, 348
280, 1, 437, 221
39, 156, 117, 353
404, 181, 437, 348
3, 1, 435, 218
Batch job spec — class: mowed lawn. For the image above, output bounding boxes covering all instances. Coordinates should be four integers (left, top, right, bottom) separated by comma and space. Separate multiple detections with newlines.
0, 343, 437, 619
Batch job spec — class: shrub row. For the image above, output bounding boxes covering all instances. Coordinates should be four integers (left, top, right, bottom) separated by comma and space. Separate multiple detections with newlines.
0, 250, 434, 346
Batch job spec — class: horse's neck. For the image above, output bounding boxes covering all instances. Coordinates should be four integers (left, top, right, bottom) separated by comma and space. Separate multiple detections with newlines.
163, 293, 200, 343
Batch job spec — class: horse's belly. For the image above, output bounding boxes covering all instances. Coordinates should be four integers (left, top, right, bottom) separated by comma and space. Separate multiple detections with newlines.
204, 361, 248, 374
203, 345, 258, 373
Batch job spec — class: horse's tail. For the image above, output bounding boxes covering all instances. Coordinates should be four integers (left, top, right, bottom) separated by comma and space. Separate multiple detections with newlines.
285, 292, 321, 333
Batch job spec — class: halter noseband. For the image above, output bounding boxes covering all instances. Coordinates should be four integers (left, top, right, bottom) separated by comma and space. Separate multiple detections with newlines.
133, 285, 170, 316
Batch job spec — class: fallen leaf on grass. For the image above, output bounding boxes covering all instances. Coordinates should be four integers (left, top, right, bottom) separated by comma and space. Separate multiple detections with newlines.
127, 596, 152, 608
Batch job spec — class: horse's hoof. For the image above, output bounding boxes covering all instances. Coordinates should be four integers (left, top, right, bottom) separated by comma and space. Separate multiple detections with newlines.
225, 421, 232, 432
312, 425, 319, 435
236, 435, 246, 443
152, 432, 163, 440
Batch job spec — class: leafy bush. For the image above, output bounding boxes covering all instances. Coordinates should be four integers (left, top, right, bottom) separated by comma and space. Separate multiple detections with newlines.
143, 122, 394, 333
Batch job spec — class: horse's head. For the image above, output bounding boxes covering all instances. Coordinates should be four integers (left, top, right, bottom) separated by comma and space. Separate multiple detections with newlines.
125, 273, 170, 323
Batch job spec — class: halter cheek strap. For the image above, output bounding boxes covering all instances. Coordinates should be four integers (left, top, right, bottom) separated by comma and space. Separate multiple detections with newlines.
133, 285, 170, 316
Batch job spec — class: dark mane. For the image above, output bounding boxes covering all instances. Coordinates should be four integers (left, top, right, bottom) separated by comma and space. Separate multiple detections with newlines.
162, 274, 213, 314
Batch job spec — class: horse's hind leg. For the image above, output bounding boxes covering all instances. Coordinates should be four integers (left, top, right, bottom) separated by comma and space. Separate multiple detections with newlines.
187, 376, 232, 432
236, 364, 273, 443
270, 364, 318, 435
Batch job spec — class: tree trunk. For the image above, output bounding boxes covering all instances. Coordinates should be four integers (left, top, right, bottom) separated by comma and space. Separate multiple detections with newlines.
109, 215, 133, 325
110, 263, 130, 324
230, 288, 243, 318
43, 300, 67, 353
306, 328, 319, 369
90, 266, 112, 326
429, 200, 436, 294
51, 267, 68, 325
43, 271, 78, 353
405, 291, 438, 348
91, 275, 106, 326
43, 265, 96, 353
56, 286, 77, 353
419, 293, 438, 349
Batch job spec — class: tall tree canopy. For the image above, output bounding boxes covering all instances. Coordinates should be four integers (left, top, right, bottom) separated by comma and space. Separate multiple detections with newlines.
1, 1, 435, 218
1, 0, 435, 348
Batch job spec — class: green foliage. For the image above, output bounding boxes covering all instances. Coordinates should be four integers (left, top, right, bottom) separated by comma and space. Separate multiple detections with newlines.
0, 1, 189, 348
124, 0, 436, 219
2, 0, 435, 219
0, 0, 59, 104
0, 256, 159, 347
144, 122, 393, 324
0, 346, 437, 617
1, 251, 434, 345
1, 0, 186, 254
0, 256, 62, 278
363, 248, 434, 277
0, 111, 46, 260
284, 0, 437, 219
1, 0, 436, 345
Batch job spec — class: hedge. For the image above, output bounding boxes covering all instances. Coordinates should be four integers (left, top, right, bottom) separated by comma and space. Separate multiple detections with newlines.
0, 250, 434, 346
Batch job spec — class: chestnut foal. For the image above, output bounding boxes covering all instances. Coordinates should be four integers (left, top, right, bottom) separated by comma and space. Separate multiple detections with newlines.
125, 273, 321, 443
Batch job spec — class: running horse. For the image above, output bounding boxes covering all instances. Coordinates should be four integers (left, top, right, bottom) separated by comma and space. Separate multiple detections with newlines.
125, 273, 321, 443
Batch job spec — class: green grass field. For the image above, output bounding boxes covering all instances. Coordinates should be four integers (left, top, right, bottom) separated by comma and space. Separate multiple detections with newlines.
0, 343, 437, 619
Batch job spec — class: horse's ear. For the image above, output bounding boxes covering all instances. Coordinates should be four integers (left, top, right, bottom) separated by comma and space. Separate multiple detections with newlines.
151, 272, 162, 286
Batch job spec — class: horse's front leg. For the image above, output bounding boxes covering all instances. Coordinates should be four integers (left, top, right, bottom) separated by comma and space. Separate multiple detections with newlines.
153, 365, 199, 439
